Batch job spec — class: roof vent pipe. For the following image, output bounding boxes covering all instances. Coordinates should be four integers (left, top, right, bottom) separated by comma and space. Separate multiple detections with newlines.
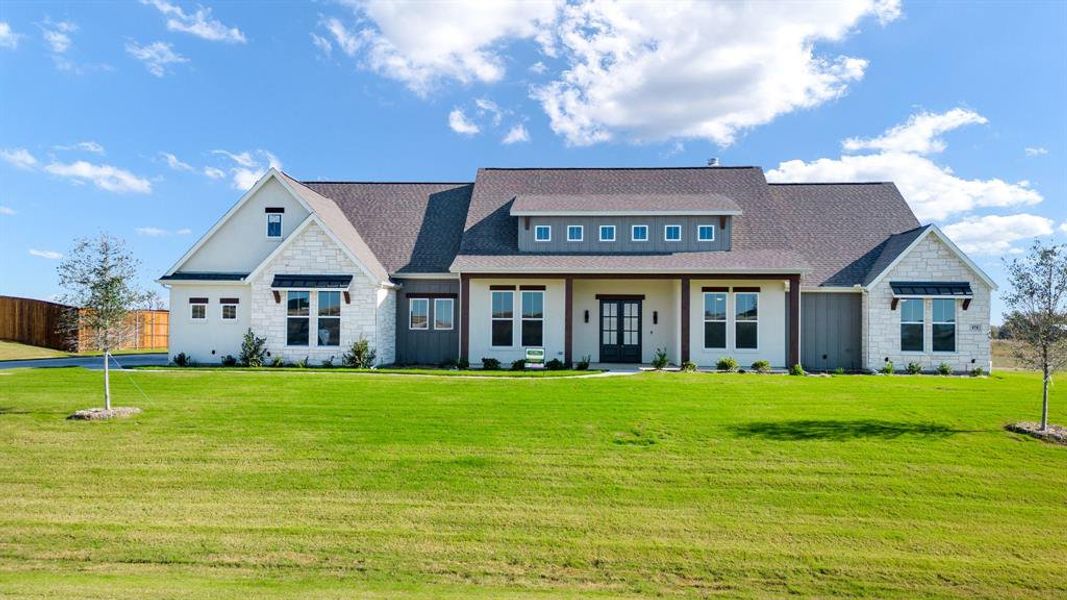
706, 157, 719, 167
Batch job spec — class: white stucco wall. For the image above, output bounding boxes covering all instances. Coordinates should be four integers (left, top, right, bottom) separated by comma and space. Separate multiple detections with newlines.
688, 279, 787, 368
180, 178, 310, 273
572, 279, 680, 364
864, 234, 993, 372
467, 278, 566, 364
167, 283, 250, 362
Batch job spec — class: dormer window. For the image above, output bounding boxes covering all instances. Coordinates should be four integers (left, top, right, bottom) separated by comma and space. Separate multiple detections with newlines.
266, 208, 284, 238
664, 225, 682, 242
631, 225, 649, 242
697, 224, 715, 242
599, 225, 616, 242
567, 225, 583, 242
534, 225, 551, 242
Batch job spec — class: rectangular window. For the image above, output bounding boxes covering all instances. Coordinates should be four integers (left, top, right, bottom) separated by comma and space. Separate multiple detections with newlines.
491, 290, 514, 347
599, 225, 616, 242
286, 291, 310, 346
932, 298, 956, 352
409, 297, 429, 330
534, 225, 551, 242
567, 225, 583, 242
266, 213, 282, 238
317, 291, 341, 346
900, 298, 924, 352
734, 292, 758, 349
631, 224, 649, 242
221, 304, 237, 320
521, 291, 544, 347
697, 224, 715, 241
190, 299, 207, 320
664, 224, 682, 241
703, 292, 727, 349
434, 298, 454, 330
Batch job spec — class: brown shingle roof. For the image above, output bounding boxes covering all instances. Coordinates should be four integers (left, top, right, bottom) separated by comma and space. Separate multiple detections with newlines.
510, 193, 741, 215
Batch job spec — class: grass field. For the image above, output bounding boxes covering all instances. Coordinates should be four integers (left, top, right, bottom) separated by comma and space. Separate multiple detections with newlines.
0, 368, 1063, 599
0, 340, 168, 361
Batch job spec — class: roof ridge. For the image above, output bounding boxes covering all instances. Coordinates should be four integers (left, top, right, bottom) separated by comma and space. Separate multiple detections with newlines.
769, 181, 893, 186
301, 180, 473, 185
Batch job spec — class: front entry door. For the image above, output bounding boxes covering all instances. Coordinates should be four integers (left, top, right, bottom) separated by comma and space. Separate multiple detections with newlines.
599, 299, 642, 363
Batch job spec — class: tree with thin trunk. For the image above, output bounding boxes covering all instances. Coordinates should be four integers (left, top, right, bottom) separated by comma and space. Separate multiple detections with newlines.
57, 233, 149, 410
1002, 240, 1067, 431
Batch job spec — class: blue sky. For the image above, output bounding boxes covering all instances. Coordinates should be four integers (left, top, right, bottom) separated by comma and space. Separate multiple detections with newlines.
0, 0, 1064, 322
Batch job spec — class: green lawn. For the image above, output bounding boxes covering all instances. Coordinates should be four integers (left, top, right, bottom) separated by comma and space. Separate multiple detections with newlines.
0, 340, 167, 361
0, 369, 1063, 599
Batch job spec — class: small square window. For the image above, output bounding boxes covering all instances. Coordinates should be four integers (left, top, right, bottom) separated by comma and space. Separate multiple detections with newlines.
567, 225, 583, 242
222, 304, 237, 320
631, 225, 649, 242
534, 225, 551, 242
697, 224, 715, 241
266, 213, 282, 238
665, 225, 682, 241
190, 304, 206, 320
599, 225, 616, 242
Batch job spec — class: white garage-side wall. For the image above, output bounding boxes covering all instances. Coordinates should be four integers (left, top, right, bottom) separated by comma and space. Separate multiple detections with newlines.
572, 279, 679, 364
167, 283, 250, 363
247, 221, 391, 365
180, 177, 310, 273
865, 233, 993, 372
467, 278, 565, 365
688, 279, 787, 368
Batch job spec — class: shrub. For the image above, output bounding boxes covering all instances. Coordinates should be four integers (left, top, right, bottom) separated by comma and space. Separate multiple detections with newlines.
651, 348, 669, 370
906, 361, 922, 375
880, 360, 895, 375
342, 337, 377, 369
716, 357, 739, 372
937, 362, 952, 375
270, 356, 284, 368
970, 366, 985, 377
510, 359, 526, 371
238, 328, 267, 367
545, 358, 565, 370
295, 356, 309, 369
833, 367, 846, 375
575, 355, 591, 371
788, 363, 805, 376
321, 357, 334, 368
481, 357, 501, 370
220, 354, 238, 367
751, 359, 771, 374
457, 357, 470, 370
172, 352, 191, 367
681, 361, 697, 372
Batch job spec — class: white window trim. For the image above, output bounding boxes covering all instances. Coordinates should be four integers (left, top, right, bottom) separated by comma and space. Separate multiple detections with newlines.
220, 303, 238, 321
316, 291, 342, 347
190, 302, 207, 322
567, 225, 584, 242
409, 297, 430, 331
285, 290, 311, 347
434, 297, 454, 331
664, 224, 682, 242
599, 225, 616, 242
266, 213, 283, 239
534, 225, 551, 242
631, 224, 649, 242
733, 292, 759, 352
932, 298, 957, 354
697, 224, 716, 242
702, 292, 727, 349
899, 298, 925, 353
491, 290, 515, 348
520, 290, 545, 347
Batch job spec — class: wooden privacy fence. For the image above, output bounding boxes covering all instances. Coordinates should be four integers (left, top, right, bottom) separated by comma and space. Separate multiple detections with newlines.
0, 295, 168, 352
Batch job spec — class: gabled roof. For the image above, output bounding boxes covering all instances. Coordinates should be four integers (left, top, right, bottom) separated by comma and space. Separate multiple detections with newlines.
860, 225, 931, 286
510, 193, 742, 216
863, 224, 997, 290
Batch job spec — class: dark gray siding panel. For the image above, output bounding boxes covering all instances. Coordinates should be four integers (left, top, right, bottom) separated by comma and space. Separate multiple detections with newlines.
395, 278, 460, 365
517, 215, 732, 253
801, 292, 862, 372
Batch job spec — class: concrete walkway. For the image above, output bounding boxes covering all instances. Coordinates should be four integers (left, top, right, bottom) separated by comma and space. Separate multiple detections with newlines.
0, 353, 169, 370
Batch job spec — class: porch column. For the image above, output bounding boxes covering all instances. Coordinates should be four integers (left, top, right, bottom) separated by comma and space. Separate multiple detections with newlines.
788, 274, 800, 366
680, 276, 690, 363
460, 274, 470, 362
564, 276, 573, 365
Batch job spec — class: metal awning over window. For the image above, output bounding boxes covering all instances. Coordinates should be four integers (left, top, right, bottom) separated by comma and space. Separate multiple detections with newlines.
271, 274, 352, 289
890, 281, 973, 297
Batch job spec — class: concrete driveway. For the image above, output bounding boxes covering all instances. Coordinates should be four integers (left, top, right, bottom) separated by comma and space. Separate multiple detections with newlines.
0, 353, 169, 370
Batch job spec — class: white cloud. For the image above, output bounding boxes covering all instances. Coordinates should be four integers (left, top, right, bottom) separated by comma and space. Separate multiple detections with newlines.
0, 22, 22, 49
528, 61, 547, 75
136, 226, 169, 237
54, 140, 105, 154
126, 40, 188, 77
766, 108, 1042, 222
475, 97, 503, 125
0, 147, 39, 170
29, 248, 63, 260
159, 152, 192, 171
44, 160, 152, 194
310, 32, 332, 57
502, 123, 530, 144
212, 149, 281, 190
842, 108, 987, 154
0, 205, 16, 215
142, 0, 246, 44
1060, 222, 1067, 234
448, 109, 480, 135
211, 149, 256, 167
323, 1, 557, 96
532, 0, 898, 146
203, 166, 226, 179
942, 214, 1054, 256
41, 20, 75, 53
1025, 146, 1048, 157
176, 228, 192, 235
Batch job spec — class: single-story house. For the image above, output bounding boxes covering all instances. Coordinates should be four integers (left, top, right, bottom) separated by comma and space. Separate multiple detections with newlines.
160, 166, 995, 371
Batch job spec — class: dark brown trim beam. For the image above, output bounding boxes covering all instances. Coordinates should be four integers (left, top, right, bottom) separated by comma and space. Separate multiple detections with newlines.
680, 276, 690, 363
405, 292, 459, 299
890, 297, 899, 311
519, 285, 546, 291
788, 274, 800, 367
489, 284, 516, 291
733, 286, 761, 293
462, 272, 802, 280
219, 297, 240, 304
962, 298, 971, 311
460, 274, 470, 362
188, 297, 208, 303
701, 286, 729, 293
594, 294, 646, 300
564, 277, 573, 366
264, 207, 285, 213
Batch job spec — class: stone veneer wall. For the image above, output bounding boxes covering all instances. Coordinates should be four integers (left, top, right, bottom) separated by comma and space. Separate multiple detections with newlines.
248, 221, 394, 365
864, 233, 992, 373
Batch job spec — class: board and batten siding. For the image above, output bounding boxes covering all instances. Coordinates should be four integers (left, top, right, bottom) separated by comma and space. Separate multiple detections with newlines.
517, 215, 732, 253
801, 292, 862, 372
395, 278, 460, 365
